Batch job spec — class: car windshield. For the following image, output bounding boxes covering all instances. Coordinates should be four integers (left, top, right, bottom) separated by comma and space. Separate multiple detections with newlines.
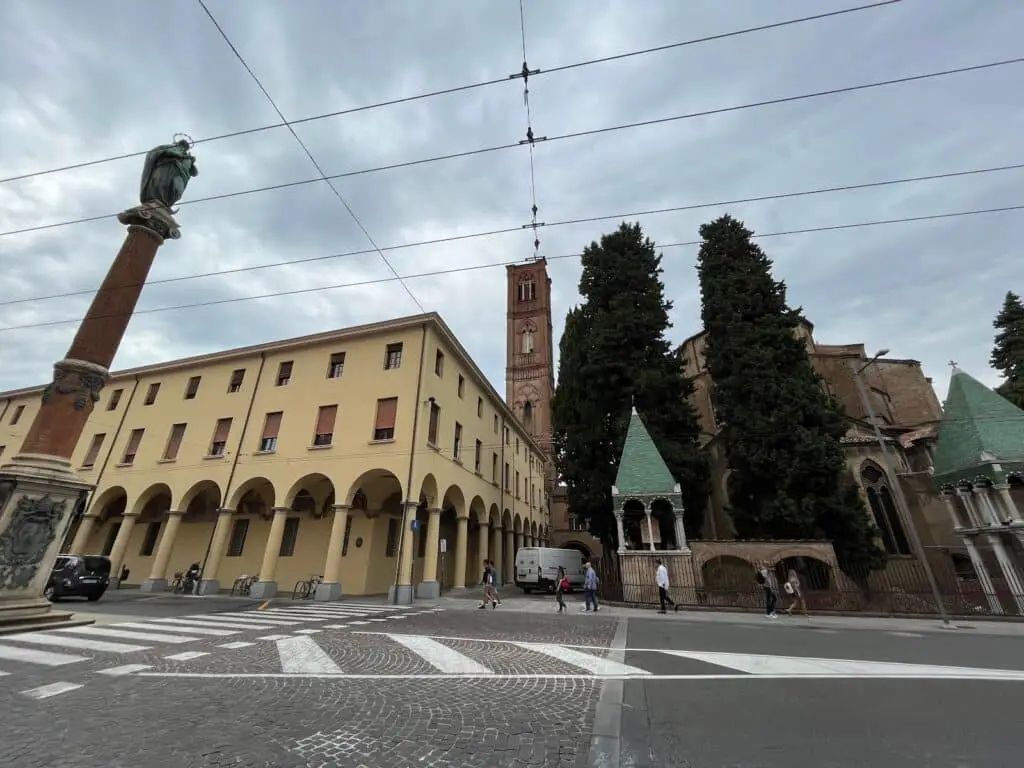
81, 556, 111, 575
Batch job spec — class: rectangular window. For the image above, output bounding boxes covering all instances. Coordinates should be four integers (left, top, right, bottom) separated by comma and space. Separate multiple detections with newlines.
457, 375, 465, 398
314, 405, 337, 446
164, 423, 186, 461
228, 368, 245, 393
10, 404, 25, 425
434, 350, 444, 377
474, 440, 482, 473
516, 471, 521, 498
102, 523, 121, 556
184, 376, 201, 399
279, 517, 300, 557
276, 361, 293, 386
385, 517, 400, 557
477, 397, 483, 418
453, 422, 463, 460
384, 343, 403, 370
327, 352, 345, 379
210, 417, 232, 456
107, 388, 123, 410
139, 522, 161, 557
341, 516, 353, 556
122, 428, 144, 464
259, 411, 282, 452
492, 452, 498, 483
82, 433, 105, 467
504, 462, 510, 491
226, 519, 249, 557
144, 383, 160, 405
374, 397, 398, 441
427, 401, 440, 445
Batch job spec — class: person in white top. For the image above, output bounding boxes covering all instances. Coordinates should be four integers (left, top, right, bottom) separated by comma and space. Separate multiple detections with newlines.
655, 558, 678, 614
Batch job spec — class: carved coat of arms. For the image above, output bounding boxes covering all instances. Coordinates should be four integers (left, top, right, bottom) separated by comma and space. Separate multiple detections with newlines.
0, 494, 65, 590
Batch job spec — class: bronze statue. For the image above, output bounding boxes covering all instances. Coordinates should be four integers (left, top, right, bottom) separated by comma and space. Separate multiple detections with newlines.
140, 138, 199, 209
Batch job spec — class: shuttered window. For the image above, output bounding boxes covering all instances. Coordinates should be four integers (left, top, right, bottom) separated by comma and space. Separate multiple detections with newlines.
385, 517, 400, 557
427, 402, 440, 445
259, 411, 282, 452
139, 522, 161, 556
210, 418, 232, 456
82, 433, 106, 467
373, 398, 398, 441
279, 517, 300, 557
226, 519, 249, 557
327, 352, 345, 379
313, 405, 337, 446
276, 361, 293, 386
144, 383, 160, 405
164, 423, 186, 460
122, 429, 144, 464
184, 376, 201, 399
228, 369, 245, 393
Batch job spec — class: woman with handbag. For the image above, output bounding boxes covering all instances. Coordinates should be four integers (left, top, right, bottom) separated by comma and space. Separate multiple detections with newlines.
784, 568, 809, 617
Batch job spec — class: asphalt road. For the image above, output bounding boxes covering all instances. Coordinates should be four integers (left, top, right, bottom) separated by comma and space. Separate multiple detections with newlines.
1, 592, 1022, 766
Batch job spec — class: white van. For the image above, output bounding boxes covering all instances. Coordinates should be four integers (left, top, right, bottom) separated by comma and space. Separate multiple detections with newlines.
515, 547, 587, 593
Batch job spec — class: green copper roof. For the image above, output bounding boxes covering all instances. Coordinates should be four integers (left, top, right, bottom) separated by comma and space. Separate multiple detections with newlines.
932, 366, 1024, 482
613, 407, 679, 495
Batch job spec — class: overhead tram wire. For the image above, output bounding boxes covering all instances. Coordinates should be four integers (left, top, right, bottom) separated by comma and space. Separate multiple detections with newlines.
2, 160, 1022, 308
1, 54, 1019, 241
3, 201, 1022, 333
514, 0, 545, 259
0, 1, 902, 186
196, 0, 424, 313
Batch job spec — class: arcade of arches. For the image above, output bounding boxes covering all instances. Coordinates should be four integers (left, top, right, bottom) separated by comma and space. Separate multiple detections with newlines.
66, 470, 549, 601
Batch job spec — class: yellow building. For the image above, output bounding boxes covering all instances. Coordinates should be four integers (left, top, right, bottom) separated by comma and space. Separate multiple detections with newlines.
0, 313, 550, 603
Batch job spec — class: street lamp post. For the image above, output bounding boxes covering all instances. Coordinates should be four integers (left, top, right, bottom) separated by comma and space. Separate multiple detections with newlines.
853, 349, 952, 626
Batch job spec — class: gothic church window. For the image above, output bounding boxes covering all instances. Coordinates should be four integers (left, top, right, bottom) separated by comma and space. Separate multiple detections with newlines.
860, 462, 911, 555
522, 328, 535, 354
523, 400, 533, 428
518, 279, 536, 302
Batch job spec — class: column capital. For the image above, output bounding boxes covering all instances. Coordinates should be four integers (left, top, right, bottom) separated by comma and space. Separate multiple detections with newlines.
166, 509, 185, 518
971, 483, 992, 492
613, 509, 624, 520
992, 483, 1011, 491
271, 506, 291, 515
402, 500, 420, 511
330, 504, 351, 513
428, 506, 443, 515
216, 507, 235, 515
479, 519, 490, 528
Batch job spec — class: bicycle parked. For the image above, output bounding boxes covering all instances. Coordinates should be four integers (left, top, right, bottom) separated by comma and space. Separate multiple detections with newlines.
230, 573, 258, 597
292, 574, 323, 600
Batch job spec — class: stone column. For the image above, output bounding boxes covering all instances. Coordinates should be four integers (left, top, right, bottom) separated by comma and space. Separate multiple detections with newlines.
107, 513, 140, 585
644, 506, 656, 551
973, 484, 1000, 526
198, 508, 235, 595
140, 510, 183, 592
993, 484, 1021, 523
69, 514, 100, 554
939, 492, 963, 530
477, 520, 490, 584
0, 216, 174, 626
391, 502, 418, 605
957, 488, 983, 528
516, 530, 524, 553
491, 524, 503, 587
250, 507, 290, 599
417, 507, 443, 599
989, 534, 1024, 614
453, 515, 469, 589
673, 511, 690, 552
315, 504, 350, 601
505, 527, 515, 584
615, 510, 626, 554
963, 537, 1003, 615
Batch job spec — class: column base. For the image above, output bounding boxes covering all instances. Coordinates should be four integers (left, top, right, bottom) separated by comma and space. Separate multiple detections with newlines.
139, 578, 168, 593
248, 581, 278, 599
415, 580, 440, 599
314, 581, 342, 601
197, 579, 220, 596
388, 584, 414, 605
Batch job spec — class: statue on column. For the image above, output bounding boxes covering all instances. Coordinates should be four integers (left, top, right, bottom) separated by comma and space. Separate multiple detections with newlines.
118, 134, 199, 240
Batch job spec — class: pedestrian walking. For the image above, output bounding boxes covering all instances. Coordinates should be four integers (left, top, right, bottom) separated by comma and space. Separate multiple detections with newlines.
582, 560, 599, 612
756, 565, 778, 619
555, 566, 569, 613
655, 558, 678, 614
783, 568, 809, 618
478, 560, 501, 609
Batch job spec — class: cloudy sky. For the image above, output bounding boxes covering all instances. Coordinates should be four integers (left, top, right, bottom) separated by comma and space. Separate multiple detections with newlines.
0, 0, 1021, 404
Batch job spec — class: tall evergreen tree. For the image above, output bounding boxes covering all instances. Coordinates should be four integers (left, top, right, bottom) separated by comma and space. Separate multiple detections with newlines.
696, 214, 885, 577
990, 291, 1024, 409
552, 223, 708, 549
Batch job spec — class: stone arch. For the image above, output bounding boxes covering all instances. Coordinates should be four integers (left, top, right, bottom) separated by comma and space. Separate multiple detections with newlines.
501, 509, 512, 530
701, 554, 757, 591
90, 486, 128, 521
283, 472, 335, 514
513, 513, 523, 534
860, 460, 912, 555
488, 503, 501, 528
227, 476, 276, 512
530, 520, 538, 539
418, 473, 441, 508
468, 495, 487, 524
178, 480, 222, 518
131, 482, 173, 518
344, 469, 404, 510
562, 540, 592, 560
776, 555, 832, 591
440, 484, 466, 518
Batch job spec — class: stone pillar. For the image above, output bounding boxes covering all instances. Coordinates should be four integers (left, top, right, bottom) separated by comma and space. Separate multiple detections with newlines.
973, 484, 1000, 526
644, 506, 656, 551
390, 502, 418, 605
516, 530, 524, 553
107, 513, 140, 584
69, 514, 99, 554
417, 507, 443, 599
957, 488, 983, 528
989, 534, 1024, 614
993, 484, 1021, 523
505, 527, 515, 584
249, 507, 290, 599
477, 520, 490, 583
963, 537, 1003, 614
491, 524, 504, 587
140, 510, 183, 592
673, 511, 690, 552
939, 492, 963, 530
0, 217, 173, 627
198, 508, 235, 595
315, 504, 350, 601
453, 515, 469, 589
615, 510, 626, 554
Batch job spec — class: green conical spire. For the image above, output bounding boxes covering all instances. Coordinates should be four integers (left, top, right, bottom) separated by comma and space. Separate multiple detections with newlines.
932, 366, 1024, 483
613, 406, 679, 495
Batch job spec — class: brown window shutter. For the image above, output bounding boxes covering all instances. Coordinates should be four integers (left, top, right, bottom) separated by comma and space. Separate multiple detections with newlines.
374, 398, 398, 430
262, 412, 282, 439
230, 369, 245, 386
125, 429, 144, 455
165, 424, 186, 459
213, 418, 233, 444
83, 433, 105, 466
316, 405, 338, 435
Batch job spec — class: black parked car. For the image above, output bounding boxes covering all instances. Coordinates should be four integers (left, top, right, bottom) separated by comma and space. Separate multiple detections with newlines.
44, 555, 111, 602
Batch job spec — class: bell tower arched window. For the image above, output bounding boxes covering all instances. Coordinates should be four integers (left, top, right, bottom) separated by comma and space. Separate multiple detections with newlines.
522, 328, 535, 354
861, 463, 911, 555
523, 400, 533, 428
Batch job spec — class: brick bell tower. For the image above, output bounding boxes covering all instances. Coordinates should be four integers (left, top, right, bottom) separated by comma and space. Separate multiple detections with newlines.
506, 259, 556, 481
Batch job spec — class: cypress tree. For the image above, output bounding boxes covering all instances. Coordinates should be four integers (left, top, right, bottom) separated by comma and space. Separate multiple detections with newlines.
552, 223, 708, 549
990, 291, 1024, 409
696, 214, 885, 577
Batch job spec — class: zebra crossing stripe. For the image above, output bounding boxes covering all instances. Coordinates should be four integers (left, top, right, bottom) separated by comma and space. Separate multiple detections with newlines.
98, 664, 152, 676
4, 633, 149, 654
165, 651, 209, 661
511, 642, 652, 677
0, 643, 84, 666
54, 626, 201, 644
276, 636, 342, 674
386, 634, 492, 675
109, 621, 238, 637
151, 617, 284, 630
208, 612, 303, 624
21, 681, 83, 699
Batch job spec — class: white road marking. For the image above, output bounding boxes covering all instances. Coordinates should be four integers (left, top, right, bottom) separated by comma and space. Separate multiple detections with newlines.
55, 626, 201, 644
387, 615, 406, 619
21, 681, 83, 699
209, 612, 302, 624
295, 629, 322, 635
889, 632, 925, 638
133, 671, 1024, 681
276, 636, 343, 674
386, 633, 493, 674
0, 669, 7, 677
98, 664, 152, 676
165, 651, 209, 661
256, 612, 329, 621
4, 633, 148, 654
218, 641, 255, 649
348, 620, 370, 625
369, 618, 389, 623
322, 624, 350, 629
0, 644, 84, 666
151, 617, 285, 630
108, 621, 238, 637
258, 634, 290, 641
513, 642, 651, 677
